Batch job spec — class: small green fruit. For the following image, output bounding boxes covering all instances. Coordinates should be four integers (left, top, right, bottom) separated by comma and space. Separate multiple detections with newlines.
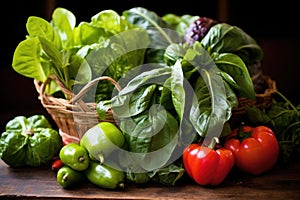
80, 122, 125, 163
56, 166, 85, 189
85, 161, 125, 190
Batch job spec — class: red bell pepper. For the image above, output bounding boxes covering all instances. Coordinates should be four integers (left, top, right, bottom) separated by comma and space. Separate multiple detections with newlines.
182, 137, 235, 186
224, 125, 279, 175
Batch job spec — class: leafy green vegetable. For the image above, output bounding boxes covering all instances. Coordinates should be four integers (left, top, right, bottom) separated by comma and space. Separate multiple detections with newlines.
212, 52, 255, 99
12, 7, 149, 101
162, 14, 199, 37
11, 6, 268, 185
0, 115, 62, 167
148, 163, 185, 186
120, 105, 179, 171
97, 39, 238, 185
123, 7, 182, 64
201, 23, 264, 66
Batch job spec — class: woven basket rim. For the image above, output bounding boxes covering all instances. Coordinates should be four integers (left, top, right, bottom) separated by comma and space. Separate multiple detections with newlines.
33, 74, 122, 139
232, 75, 277, 115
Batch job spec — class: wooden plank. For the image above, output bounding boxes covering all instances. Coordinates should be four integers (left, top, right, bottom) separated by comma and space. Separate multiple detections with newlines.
0, 159, 300, 200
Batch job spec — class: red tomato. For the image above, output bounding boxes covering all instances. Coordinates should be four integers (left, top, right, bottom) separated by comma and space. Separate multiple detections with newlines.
224, 125, 279, 175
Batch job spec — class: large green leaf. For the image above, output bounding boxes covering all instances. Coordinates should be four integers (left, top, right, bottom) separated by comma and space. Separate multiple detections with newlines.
170, 60, 185, 122
162, 14, 199, 37
109, 66, 171, 116
123, 7, 174, 46
120, 107, 179, 171
26, 16, 62, 50
201, 23, 263, 65
12, 37, 49, 82
189, 68, 231, 138
213, 52, 255, 99
52, 7, 76, 48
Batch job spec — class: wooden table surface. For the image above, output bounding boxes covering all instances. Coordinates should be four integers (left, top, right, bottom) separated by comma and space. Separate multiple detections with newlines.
0, 159, 299, 200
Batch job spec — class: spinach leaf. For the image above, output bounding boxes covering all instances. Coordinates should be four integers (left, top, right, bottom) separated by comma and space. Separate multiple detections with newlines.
164, 42, 237, 138
170, 60, 185, 123
112, 85, 157, 118
123, 7, 174, 46
201, 23, 263, 66
148, 163, 185, 186
212, 52, 255, 99
120, 105, 179, 171
12, 38, 49, 82
73, 22, 109, 45
123, 7, 182, 64
164, 43, 190, 67
52, 7, 76, 48
189, 68, 231, 137
109, 66, 172, 117
91, 9, 134, 34
26, 16, 62, 49
162, 14, 199, 37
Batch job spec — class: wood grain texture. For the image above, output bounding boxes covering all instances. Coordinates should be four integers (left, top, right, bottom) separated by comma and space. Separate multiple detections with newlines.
0, 160, 299, 200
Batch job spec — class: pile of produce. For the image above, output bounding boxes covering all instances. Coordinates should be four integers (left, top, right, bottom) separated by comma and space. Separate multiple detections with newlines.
1, 6, 300, 190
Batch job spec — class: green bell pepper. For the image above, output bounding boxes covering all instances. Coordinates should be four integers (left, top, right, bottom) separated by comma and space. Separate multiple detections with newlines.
59, 142, 90, 171
85, 160, 125, 190
56, 165, 85, 189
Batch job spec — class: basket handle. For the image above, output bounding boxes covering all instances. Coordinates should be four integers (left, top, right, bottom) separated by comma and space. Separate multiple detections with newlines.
35, 74, 122, 110
34, 74, 75, 106
43, 74, 75, 96
69, 76, 122, 104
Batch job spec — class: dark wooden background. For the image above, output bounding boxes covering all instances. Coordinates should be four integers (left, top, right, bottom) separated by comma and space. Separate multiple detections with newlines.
1, 0, 299, 131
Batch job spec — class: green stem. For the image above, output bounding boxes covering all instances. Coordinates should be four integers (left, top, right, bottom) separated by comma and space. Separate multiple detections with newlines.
276, 91, 297, 111
281, 121, 300, 142
207, 137, 219, 149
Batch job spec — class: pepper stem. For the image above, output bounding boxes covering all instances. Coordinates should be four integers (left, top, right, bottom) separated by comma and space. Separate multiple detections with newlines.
78, 156, 85, 162
207, 137, 219, 149
63, 173, 68, 181
119, 182, 125, 189
98, 154, 104, 165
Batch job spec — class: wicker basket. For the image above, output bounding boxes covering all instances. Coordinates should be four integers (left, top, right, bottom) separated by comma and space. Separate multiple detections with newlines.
34, 74, 122, 142
229, 74, 277, 127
